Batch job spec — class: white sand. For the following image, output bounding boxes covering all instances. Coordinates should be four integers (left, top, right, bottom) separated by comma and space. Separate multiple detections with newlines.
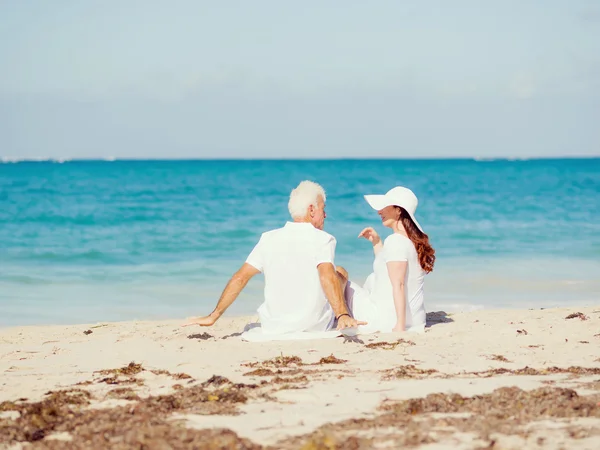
1, 305, 599, 448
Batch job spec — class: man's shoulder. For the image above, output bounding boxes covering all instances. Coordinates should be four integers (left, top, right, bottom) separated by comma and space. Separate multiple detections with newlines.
261, 224, 336, 245
300, 227, 336, 249
257, 226, 286, 242
311, 228, 336, 244
261, 227, 285, 237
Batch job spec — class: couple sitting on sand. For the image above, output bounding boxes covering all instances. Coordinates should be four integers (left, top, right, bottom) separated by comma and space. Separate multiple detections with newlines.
184, 181, 435, 335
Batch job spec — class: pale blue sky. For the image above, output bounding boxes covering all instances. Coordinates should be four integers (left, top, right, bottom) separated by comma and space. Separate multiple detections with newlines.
1, 0, 599, 159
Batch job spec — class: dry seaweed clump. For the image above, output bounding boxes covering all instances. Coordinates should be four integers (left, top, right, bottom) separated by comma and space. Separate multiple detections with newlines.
470, 366, 600, 378
279, 387, 600, 449
97, 376, 145, 386
242, 354, 349, 384
316, 354, 347, 365
365, 339, 415, 350
296, 433, 373, 450
0, 389, 92, 442
187, 332, 214, 340
486, 354, 512, 363
383, 386, 600, 420
97, 361, 144, 377
243, 354, 347, 377
565, 312, 589, 320
95, 362, 146, 385
106, 388, 141, 401
381, 365, 600, 381
243, 355, 304, 369
244, 368, 279, 377
272, 375, 309, 385
44, 426, 261, 450
382, 365, 438, 380
0, 376, 264, 449
150, 369, 193, 380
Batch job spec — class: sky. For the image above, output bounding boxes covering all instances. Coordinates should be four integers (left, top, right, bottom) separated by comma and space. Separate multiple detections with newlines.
1, 0, 599, 159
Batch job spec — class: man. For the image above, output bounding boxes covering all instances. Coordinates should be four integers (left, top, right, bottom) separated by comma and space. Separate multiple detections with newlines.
184, 180, 365, 333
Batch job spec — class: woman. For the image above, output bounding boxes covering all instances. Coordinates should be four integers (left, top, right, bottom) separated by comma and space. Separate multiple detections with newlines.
348, 186, 435, 333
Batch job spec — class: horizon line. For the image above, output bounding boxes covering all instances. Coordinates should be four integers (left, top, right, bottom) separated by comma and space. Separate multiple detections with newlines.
1, 155, 600, 163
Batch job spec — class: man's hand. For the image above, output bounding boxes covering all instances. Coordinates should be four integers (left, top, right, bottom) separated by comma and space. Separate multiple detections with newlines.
182, 315, 218, 327
336, 315, 367, 330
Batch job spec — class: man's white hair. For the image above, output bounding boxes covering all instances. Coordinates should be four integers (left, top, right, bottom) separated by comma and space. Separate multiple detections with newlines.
288, 181, 326, 219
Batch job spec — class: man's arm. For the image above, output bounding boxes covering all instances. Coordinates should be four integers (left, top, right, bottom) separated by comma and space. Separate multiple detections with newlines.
317, 262, 348, 317
183, 263, 260, 327
317, 263, 367, 329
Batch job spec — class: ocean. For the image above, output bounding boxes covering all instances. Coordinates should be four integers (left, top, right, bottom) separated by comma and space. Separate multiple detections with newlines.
1, 158, 599, 327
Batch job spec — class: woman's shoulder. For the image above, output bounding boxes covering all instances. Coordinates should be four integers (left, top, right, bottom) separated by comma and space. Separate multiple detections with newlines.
383, 233, 412, 246
383, 234, 416, 259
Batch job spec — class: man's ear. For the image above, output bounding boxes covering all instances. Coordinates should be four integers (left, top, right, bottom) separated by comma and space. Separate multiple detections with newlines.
308, 204, 315, 217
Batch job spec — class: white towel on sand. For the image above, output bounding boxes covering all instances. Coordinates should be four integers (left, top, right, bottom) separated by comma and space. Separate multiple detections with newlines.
240, 324, 424, 342
241, 325, 360, 342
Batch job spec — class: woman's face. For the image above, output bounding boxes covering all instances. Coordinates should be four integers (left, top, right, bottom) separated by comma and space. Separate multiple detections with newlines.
377, 205, 398, 229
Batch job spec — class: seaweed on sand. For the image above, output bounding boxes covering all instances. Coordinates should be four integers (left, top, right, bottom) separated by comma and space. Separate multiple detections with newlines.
187, 332, 214, 340
0, 389, 92, 442
278, 387, 600, 449
565, 312, 589, 320
106, 388, 141, 401
94, 362, 147, 385
382, 365, 439, 380
470, 366, 600, 378
381, 365, 600, 381
150, 369, 193, 380
96, 376, 144, 386
243, 355, 304, 369
243, 354, 347, 380
0, 376, 263, 448
97, 362, 144, 377
365, 339, 415, 350
315, 354, 347, 365
486, 354, 512, 362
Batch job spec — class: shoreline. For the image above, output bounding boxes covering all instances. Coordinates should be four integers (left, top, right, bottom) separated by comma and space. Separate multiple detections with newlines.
2, 300, 598, 331
1, 305, 599, 448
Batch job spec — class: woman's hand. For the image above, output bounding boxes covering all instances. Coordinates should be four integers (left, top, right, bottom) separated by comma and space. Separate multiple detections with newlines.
358, 227, 381, 246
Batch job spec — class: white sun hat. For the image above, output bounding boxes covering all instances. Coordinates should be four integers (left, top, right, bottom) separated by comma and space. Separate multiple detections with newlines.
364, 186, 424, 233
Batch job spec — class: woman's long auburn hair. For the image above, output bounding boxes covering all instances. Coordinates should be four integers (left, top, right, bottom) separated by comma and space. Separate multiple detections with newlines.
395, 206, 435, 273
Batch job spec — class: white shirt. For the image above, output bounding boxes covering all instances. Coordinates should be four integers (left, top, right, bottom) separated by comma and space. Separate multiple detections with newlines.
246, 222, 336, 334
355, 234, 426, 332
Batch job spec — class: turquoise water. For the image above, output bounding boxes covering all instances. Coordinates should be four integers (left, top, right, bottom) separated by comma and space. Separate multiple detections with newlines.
1, 159, 599, 326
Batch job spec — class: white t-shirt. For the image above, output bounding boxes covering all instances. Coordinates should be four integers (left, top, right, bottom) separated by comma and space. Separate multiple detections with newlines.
356, 234, 426, 331
245, 222, 336, 334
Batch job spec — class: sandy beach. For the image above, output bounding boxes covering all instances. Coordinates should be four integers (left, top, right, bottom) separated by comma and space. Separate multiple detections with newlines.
1, 305, 599, 449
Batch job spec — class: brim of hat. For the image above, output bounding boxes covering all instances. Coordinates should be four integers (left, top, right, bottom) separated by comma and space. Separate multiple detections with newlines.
364, 194, 390, 211
410, 216, 425, 234
363, 194, 425, 233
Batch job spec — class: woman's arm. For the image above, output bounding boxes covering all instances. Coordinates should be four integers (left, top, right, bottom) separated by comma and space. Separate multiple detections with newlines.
386, 260, 408, 332
358, 227, 384, 256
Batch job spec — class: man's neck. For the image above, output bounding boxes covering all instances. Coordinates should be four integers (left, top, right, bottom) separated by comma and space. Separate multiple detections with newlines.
292, 218, 314, 227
